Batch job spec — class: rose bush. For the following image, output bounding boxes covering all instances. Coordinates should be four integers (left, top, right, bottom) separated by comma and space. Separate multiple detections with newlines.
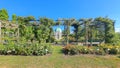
62, 44, 120, 55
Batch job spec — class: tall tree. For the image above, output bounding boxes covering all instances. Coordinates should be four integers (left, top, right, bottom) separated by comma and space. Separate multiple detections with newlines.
0, 8, 9, 20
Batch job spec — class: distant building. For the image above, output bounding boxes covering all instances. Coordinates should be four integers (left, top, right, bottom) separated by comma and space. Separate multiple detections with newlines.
54, 27, 62, 40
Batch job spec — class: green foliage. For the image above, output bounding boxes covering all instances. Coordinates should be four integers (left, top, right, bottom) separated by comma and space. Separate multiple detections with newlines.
35, 24, 50, 43
25, 26, 34, 40
71, 20, 82, 42
0, 8, 9, 20
39, 17, 55, 43
62, 44, 76, 55
95, 17, 115, 43
62, 44, 120, 55
0, 8, 117, 50
113, 32, 120, 45
17, 16, 25, 24
0, 43, 52, 56
63, 19, 75, 44
17, 17, 55, 43
100, 44, 120, 54
17, 16, 35, 25
40, 17, 54, 27
94, 48, 106, 55
109, 48, 118, 54
12, 14, 17, 23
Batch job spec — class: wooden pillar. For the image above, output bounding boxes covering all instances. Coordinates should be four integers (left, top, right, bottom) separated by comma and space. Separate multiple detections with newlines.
17, 26, 19, 42
0, 21, 1, 43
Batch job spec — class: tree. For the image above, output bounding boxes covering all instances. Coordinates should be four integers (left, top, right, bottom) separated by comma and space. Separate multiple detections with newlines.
79, 18, 93, 45
24, 16, 35, 25
25, 26, 34, 41
114, 32, 120, 45
17, 16, 35, 43
95, 17, 115, 44
71, 20, 81, 44
39, 17, 54, 43
17, 16, 35, 25
12, 14, 17, 23
40, 17, 54, 27
35, 24, 50, 43
0, 8, 9, 20
17, 16, 24, 24
63, 18, 75, 45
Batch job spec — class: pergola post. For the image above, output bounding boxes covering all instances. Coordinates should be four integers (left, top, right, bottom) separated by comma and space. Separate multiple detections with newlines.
0, 21, 1, 43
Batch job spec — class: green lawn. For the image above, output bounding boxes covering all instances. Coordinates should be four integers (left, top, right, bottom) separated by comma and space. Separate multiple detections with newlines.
0, 46, 120, 68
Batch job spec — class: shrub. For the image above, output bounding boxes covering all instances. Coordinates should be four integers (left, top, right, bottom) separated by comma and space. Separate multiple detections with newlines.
0, 43, 52, 56
109, 48, 118, 55
81, 47, 89, 54
62, 44, 80, 55
94, 48, 106, 55
102, 45, 120, 55
63, 45, 90, 55
62, 44, 120, 55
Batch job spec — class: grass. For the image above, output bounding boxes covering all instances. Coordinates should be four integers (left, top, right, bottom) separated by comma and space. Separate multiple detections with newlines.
0, 46, 120, 68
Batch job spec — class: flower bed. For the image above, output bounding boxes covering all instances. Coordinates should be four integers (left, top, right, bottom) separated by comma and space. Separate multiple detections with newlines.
0, 43, 52, 56
62, 44, 120, 55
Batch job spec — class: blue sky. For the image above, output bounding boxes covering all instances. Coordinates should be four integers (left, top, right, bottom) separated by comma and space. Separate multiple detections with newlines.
0, 0, 120, 32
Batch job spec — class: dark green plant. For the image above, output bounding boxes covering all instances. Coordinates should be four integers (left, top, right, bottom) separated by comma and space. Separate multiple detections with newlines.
109, 48, 118, 55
